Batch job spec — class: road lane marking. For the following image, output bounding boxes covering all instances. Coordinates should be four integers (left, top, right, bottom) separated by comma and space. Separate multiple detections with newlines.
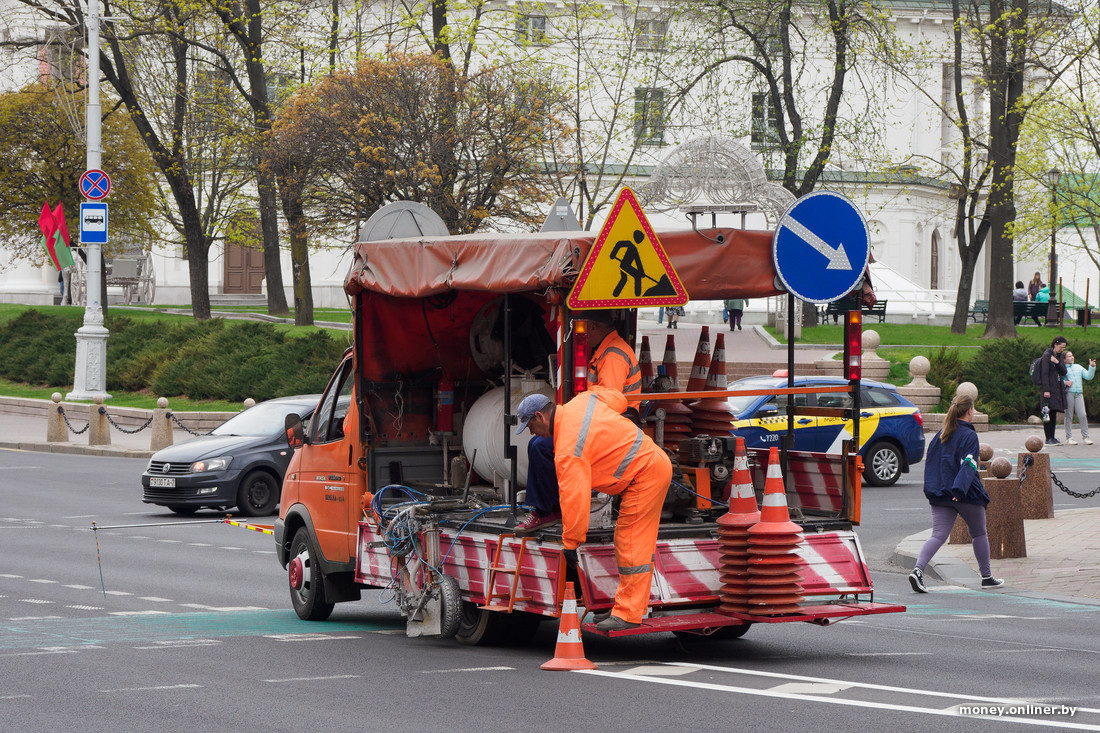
18, 600, 54, 604
133, 640, 222, 649
8, 616, 63, 621
109, 611, 170, 616
99, 684, 202, 693
264, 674, 362, 683
139, 597, 173, 603
28, 579, 58, 584
580, 665, 1100, 730
104, 591, 132, 596
179, 604, 267, 612
63, 585, 94, 590
263, 633, 363, 642
420, 666, 516, 674
66, 606, 104, 611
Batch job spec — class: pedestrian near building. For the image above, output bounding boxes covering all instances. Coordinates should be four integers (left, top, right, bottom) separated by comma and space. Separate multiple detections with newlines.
908, 394, 1004, 593
515, 389, 672, 631
666, 305, 683, 329
1028, 272, 1043, 300
1039, 336, 1069, 445
724, 298, 746, 331
1063, 351, 1095, 445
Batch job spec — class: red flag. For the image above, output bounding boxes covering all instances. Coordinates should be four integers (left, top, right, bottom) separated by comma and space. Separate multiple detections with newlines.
52, 203, 70, 246
38, 202, 61, 270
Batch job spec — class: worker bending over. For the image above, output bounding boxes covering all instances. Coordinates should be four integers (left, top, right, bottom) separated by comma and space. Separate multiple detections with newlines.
519, 311, 641, 533
515, 389, 671, 632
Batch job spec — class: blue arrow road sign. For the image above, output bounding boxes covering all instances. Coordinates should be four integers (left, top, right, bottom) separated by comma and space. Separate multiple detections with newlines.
80, 202, 108, 244
773, 191, 870, 303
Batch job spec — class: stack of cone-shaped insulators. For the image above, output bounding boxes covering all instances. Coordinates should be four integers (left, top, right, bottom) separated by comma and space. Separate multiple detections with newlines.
661, 335, 678, 390
638, 336, 655, 392
745, 447, 804, 615
684, 326, 711, 393
718, 438, 760, 615
689, 334, 735, 436
653, 400, 693, 450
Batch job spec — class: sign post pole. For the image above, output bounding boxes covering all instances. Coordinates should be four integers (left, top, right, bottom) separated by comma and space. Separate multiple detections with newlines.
68, 0, 110, 402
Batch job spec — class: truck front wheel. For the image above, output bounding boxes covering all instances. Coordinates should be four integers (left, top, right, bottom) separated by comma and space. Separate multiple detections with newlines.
288, 527, 334, 621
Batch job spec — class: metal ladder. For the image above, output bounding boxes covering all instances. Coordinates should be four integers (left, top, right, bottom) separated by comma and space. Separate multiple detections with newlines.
480, 535, 533, 612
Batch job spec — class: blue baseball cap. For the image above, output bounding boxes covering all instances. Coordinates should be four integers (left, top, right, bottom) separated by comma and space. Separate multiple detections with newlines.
515, 393, 552, 434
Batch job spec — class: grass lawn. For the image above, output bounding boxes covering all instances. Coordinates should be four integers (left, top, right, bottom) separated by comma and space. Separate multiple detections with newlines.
762, 322, 1100, 346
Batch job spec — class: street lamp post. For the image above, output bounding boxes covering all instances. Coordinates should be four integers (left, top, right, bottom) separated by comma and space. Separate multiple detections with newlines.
1046, 168, 1061, 326
67, 0, 110, 401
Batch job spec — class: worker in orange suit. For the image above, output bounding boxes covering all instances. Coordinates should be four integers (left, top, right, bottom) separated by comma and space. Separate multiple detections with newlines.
519, 311, 641, 534
515, 388, 672, 632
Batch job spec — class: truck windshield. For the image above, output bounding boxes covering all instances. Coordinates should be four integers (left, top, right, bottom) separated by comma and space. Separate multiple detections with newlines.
212, 402, 312, 437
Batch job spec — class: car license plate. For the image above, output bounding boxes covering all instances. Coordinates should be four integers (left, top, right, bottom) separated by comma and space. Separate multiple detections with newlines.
149, 477, 175, 488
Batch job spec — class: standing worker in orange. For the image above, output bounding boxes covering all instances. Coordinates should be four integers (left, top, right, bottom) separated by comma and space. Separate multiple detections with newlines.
515, 389, 672, 631
518, 311, 641, 532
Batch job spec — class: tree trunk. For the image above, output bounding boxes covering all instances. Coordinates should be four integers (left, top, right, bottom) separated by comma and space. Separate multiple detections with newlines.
257, 167, 288, 315
280, 180, 313, 326
950, 251, 978, 333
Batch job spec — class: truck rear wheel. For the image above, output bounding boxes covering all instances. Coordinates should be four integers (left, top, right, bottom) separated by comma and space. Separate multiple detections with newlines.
456, 603, 542, 646
288, 527, 334, 621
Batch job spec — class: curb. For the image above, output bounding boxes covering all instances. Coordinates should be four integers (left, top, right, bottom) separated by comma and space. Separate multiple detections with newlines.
890, 529, 980, 586
0, 439, 152, 459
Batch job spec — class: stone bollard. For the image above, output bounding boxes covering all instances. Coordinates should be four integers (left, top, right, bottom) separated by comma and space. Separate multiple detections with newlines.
243, 397, 256, 409
150, 397, 173, 452
47, 393, 67, 443
949, 458, 1027, 558
88, 395, 111, 446
897, 355, 940, 416
978, 443, 993, 476
1018, 435, 1054, 519
859, 330, 891, 381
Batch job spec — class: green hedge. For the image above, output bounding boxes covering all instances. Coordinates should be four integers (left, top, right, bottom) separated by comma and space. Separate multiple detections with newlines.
927, 336, 1100, 422
0, 311, 345, 402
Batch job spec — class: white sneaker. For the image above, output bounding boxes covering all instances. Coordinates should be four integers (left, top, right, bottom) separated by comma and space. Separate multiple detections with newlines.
1087, 438, 1094, 445
1067, 439, 1079, 445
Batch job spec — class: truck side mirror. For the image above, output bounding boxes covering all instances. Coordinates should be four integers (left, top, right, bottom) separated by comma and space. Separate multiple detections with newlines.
285, 414, 308, 449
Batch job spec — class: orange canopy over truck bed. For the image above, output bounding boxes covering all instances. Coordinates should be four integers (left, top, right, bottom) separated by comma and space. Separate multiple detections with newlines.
344, 227, 784, 300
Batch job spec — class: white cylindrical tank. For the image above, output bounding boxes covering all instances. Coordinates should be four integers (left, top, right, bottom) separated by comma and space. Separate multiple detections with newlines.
463, 376, 553, 489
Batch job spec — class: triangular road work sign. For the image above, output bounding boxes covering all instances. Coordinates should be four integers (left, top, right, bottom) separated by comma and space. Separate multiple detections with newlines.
568, 188, 688, 310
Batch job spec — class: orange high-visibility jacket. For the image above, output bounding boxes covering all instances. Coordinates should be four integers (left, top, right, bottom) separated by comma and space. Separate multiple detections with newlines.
552, 388, 662, 549
588, 331, 641, 396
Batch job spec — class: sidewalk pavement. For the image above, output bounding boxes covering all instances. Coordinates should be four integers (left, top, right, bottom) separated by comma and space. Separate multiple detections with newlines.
3, 322, 1097, 605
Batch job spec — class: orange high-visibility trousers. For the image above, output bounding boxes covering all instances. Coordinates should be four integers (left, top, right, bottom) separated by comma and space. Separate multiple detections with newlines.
610, 449, 672, 623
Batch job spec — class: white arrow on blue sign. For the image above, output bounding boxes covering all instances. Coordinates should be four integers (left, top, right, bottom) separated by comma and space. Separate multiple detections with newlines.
772, 191, 870, 303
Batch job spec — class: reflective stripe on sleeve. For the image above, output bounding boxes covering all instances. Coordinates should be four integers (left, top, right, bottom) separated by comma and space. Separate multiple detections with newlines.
574, 394, 599, 457
613, 428, 644, 479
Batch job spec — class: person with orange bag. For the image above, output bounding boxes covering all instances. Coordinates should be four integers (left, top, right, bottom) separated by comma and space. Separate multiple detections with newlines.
519, 311, 641, 533
515, 388, 672, 631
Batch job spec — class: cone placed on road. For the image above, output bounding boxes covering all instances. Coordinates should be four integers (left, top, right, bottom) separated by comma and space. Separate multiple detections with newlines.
541, 582, 597, 671
746, 447, 804, 615
685, 326, 711, 393
639, 336, 655, 391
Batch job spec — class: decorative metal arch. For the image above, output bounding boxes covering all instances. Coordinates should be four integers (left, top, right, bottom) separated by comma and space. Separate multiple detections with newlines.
639, 135, 795, 223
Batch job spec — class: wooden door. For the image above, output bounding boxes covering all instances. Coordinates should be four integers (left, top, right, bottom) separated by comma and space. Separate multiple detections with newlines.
224, 242, 264, 294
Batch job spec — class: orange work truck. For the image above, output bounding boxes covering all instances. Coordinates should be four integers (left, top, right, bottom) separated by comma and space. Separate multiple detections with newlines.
274, 220, 903, 645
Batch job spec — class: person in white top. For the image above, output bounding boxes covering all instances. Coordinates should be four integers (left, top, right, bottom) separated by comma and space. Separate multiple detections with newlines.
1063, 351, 1096, 445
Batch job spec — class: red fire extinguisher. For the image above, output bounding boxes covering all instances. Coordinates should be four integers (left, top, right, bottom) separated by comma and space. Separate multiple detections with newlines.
436, 371, 454, 433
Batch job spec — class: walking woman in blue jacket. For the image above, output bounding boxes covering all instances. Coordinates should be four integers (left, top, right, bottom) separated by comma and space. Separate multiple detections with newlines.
909, 394, 1005, 592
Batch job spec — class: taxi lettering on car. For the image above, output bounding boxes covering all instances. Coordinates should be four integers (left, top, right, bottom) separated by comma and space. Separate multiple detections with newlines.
726, 375, 925, 486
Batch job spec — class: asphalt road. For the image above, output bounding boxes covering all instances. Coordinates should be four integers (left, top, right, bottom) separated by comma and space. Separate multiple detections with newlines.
4, 449, 1100, 732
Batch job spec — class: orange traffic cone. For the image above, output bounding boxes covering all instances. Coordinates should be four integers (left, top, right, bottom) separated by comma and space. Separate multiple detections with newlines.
638, 336, 654, 392
704, 333, 728, 390
541, 583, 597, 671
749, 447, 802, 534
662, 335, 678, 389
685, 326, 711, 393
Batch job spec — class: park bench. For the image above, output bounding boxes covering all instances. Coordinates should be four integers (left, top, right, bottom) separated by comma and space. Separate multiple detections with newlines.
821, 298, 888, 323
969, 299, 989, 322
1014, 300, 1048, 326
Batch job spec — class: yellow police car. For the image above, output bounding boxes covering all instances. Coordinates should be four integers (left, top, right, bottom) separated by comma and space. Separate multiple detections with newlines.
726, 376, 925, 486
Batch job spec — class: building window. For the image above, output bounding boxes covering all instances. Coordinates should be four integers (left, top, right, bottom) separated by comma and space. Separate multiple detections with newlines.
751, 92, 780, 148
516, 14, 548, 44
634, 87, 665, 145
930, 231, 940, 289
636, 20, 668, 51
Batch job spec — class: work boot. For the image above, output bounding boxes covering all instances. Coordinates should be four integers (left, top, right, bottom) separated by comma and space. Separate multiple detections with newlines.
596, 615, 640, 632
591, 610, 612, 624
515, 511, 561, 535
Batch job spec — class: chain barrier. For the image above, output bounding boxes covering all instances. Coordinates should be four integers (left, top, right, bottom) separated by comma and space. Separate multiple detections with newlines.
1022, 453, 1100, 500
56, 405, 90, 435
1051, 470, 1100, 500
99, 406, 154, 434
167, 411, 214, 436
